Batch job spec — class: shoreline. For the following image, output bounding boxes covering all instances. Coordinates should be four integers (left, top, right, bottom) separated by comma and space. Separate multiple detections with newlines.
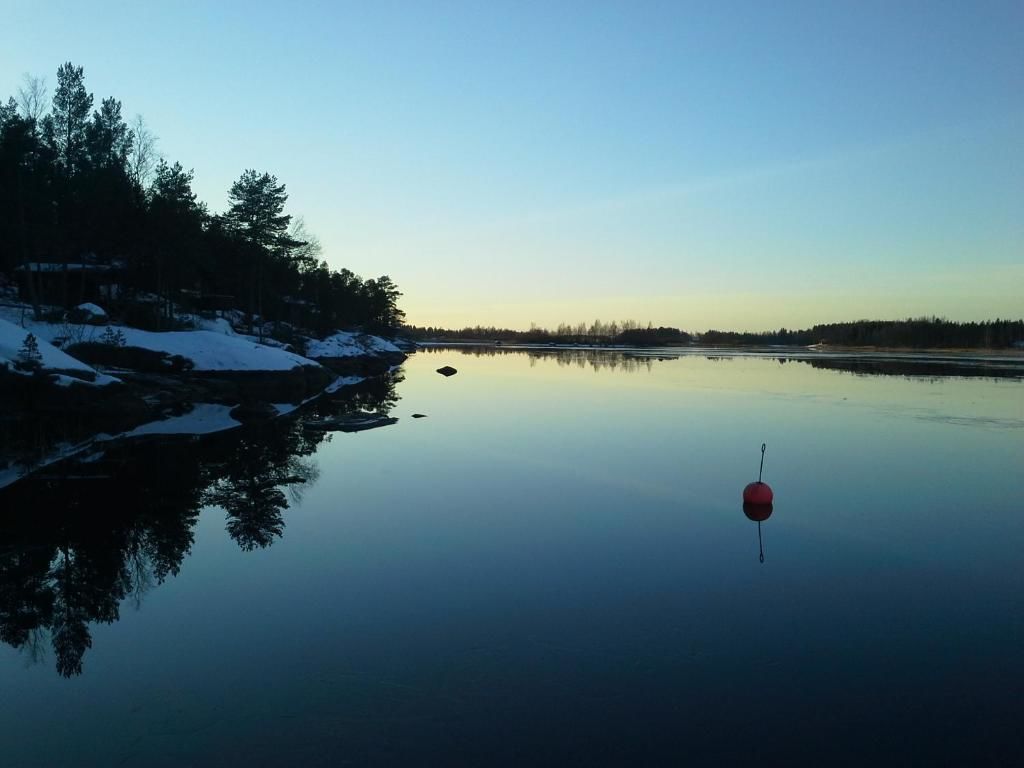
0, 325, 408, 490
417, 339, 1024, 359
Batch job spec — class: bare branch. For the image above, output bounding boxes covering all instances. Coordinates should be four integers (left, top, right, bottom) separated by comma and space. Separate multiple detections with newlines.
288, 216, 323, 271
128, 113, 160, 191
16, 73, 48, 122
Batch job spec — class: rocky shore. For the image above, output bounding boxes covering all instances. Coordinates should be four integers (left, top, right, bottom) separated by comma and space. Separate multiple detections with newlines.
0, 317, 410, 487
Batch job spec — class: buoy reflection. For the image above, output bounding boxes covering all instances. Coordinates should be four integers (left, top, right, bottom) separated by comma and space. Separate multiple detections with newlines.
743, 501, 773, 563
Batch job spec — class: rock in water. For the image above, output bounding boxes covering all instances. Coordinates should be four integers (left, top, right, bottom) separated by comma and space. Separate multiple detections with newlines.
436, 366, 457, 377
411, 413, 427, 418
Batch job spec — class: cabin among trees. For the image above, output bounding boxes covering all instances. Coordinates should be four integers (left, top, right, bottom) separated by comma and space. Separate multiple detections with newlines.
13, 257, 125, 307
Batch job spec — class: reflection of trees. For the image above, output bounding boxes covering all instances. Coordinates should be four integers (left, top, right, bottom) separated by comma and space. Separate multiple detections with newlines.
0, 545, 54, 652
0, 371, 405, 677
50, 550, 97, 678
212, 372, 403, 549
421, 346, 656, 373
202, 421, 322, 551
0, 444, 204, 676
328, 369, 403, 414
799, 356, 1024, 381
422, 345, 1024, 381
222, 484, 286, 550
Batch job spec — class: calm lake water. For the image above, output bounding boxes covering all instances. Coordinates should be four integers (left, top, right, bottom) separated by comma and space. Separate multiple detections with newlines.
1, 347, 1022, 766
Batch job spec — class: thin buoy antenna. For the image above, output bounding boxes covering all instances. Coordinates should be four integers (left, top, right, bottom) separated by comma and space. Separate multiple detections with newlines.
758, 442, 766, 483
758, 521, 765, 563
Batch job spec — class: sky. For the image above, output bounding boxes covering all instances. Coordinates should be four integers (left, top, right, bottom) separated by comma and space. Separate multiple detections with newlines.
2, 1, 1022, 331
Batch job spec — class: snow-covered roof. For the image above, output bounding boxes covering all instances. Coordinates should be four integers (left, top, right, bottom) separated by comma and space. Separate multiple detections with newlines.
76, 302, 107, 317
16, 262, 122, 273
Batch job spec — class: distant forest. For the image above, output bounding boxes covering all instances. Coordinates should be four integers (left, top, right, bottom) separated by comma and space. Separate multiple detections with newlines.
406, 320, 691, 346
700, 318, 1024, 349
0, 63, 403, 332
409, 317, 1024, 349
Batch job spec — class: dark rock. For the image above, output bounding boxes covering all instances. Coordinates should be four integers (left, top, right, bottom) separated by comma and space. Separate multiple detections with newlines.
436, 366, 457, 377
411, 413, 427, 418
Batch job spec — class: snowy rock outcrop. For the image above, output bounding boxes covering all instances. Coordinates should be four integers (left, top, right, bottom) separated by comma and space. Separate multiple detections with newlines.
0, 318, 116, 384
304, 331, 406, 375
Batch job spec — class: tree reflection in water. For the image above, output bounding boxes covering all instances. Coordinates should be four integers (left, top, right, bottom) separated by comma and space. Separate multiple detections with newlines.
421, 344, 1024, 381
203, 423, 321, 551
0, 372, 400, 676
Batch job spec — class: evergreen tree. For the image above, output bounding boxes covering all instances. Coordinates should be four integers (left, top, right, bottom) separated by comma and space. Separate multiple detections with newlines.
17, 333, 43, 369
1, 61, 405, 335
49, 62, 93, 176
223, 170, 293, 252
145, 160, 206, 322
100, 326, 126, 347
366, 275, 405, 330
223, 170, 300, 326
149, 160, 205, 222
85, 97, 133, 169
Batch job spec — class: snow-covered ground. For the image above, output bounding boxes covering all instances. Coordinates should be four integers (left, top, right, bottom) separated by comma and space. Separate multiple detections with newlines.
324, 375, 365, 393
1, 303, 403, 373
0, 316, 319, 373
76, 302, 107, 318
0, 404, 243, 490
306, 330, 402, 359
0, 318, 119, 385
116, 404, 241, 437
0, 438, 97, 490
103, 328, 319, 371
0, 314, 396, 487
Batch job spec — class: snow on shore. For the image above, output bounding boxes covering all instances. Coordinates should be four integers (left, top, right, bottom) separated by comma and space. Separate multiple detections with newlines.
306, 331, 402, 359
0, 439, 97, 490
0, 404, 243, 490
116, 404, 241, 437
110, 328, 319, 371
3, 319, 319, 373
0, 317, 118, 384
0, 303, 404, 374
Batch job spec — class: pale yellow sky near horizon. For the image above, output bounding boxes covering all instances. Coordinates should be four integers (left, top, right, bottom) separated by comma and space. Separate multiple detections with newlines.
402, 297, 1024, 333
401, 264, 1024, 332
344, 120, 1023, 333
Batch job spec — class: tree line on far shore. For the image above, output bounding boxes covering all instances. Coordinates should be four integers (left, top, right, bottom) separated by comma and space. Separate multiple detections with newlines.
408, 317, 1024, 349
406, 320, 691, 346
0, 63, 404, 333
701, 318, 1023, 349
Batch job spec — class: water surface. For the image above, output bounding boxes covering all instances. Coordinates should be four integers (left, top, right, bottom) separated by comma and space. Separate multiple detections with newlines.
1, 348, 1022, 766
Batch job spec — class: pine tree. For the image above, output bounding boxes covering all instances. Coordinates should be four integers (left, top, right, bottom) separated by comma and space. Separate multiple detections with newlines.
17, 332, 43, 369
100, 326, 126, 347
223, 170, 299, 331
85, 97, 133, 169
49, 62, 93, 176
223, 170, 293, 252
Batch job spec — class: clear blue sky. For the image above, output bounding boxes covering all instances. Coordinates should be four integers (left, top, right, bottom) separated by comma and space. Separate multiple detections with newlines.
3, 1, 1022, 330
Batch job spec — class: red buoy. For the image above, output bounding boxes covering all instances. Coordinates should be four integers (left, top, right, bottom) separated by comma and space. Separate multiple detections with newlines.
743, 481, 774, 505
742, 442, 774, 504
